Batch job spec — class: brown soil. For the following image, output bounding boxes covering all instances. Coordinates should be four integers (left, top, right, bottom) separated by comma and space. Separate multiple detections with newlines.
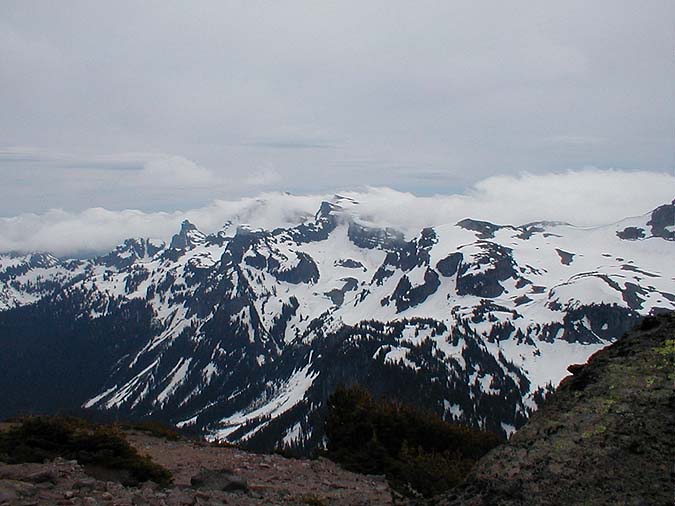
127, 431, 393, 505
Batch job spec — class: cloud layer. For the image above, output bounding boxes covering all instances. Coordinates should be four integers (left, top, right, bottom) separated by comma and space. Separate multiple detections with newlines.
1, 170, 672, 256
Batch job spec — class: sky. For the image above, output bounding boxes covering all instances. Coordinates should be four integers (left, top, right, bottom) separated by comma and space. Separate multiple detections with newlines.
0, 1, 673, 253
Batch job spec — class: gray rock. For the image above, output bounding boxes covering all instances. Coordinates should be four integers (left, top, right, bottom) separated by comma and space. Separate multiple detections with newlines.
26, 470, 58, 484
190, 469, 249, 493
73, 478, 97, 491
0, 479, 37, 498
131, 491, 150, 506
141, 481, 160, 492
0, 487, 18, 504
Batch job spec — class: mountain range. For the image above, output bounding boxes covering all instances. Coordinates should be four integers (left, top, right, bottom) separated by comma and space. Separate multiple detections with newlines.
0, 197, 672, 452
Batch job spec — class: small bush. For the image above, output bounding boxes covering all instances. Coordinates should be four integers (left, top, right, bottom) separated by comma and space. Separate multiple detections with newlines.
301, 494, 328, 506
0, 416, 172, 487
324, 386, 502, 497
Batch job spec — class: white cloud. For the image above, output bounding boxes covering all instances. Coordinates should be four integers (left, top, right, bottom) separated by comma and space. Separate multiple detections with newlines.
337, 169, 675, 234
0, 169, 672, 256
136, 156, 216, 187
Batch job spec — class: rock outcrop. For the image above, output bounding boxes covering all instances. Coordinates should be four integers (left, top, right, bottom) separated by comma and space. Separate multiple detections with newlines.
436, 312, 675, 506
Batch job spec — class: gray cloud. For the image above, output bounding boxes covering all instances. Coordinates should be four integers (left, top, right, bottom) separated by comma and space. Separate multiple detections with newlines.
0, 147, 155, 170
239, 140, 337, 150
0, 1, 672, 216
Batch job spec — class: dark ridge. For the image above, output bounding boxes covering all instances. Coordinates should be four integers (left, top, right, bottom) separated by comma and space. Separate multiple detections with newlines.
554, 248, 575, 265
456, 219, 502, 239
646, 201, 675, 241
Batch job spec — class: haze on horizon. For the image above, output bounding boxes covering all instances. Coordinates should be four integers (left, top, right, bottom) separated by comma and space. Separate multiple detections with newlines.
0, 1, 673, 253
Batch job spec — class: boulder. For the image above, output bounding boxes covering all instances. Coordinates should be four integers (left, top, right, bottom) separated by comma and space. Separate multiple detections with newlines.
190, 469, 248, 492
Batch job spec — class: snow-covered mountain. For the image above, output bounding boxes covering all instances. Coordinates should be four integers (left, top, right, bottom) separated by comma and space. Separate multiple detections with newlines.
0, 198, 673, 451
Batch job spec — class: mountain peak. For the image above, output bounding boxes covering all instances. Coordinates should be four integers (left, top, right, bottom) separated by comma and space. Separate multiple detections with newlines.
456, 218, 503, 239
170, 220, 206, 250
180, 219, 198, 232
95, 237, 164, 268
315, 201, 341, 221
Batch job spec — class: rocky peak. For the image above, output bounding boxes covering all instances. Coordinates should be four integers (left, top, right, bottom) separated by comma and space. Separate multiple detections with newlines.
456, 218, 503, 239
347, 221, 405, 250
27, 253, 59, 269
315, 201, 341, 221
122, 238, 163, 258
96, 238, 164, 269
169, 220, 206, 251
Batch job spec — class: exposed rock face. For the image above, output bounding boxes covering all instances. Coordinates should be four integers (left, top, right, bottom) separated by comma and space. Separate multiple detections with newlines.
554, 248, 574, 265
385, 268, 441, 312
456, 219, 503, 239
169, 220, 206, 251
455, 242, 517, 298
435, 312, 675, 506
617, 226, 646, 241
647, 201, 675, 240
436, 252, 462, 277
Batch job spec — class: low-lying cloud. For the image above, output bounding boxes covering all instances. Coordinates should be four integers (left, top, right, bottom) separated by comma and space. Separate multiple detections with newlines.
0, 169, 672, 257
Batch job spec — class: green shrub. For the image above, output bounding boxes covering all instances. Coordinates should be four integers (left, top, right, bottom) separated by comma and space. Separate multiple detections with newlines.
301, 494, 328, 506
0, 416, 172, 487
324, 386, 502, 497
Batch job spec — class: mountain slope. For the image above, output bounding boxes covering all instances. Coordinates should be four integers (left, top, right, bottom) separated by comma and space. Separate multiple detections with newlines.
0, 199, 672, 451
436, 312, 675, 506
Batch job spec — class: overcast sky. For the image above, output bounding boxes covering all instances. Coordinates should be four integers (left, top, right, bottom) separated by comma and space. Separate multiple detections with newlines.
0, 1, 673, 252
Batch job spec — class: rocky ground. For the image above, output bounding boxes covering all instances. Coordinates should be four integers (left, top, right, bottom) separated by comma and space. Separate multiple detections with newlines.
435, 312, 675, 506
0, 431, 393, 506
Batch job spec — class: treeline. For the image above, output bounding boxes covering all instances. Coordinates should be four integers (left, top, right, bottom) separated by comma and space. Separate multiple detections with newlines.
324, 386, 502, 498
